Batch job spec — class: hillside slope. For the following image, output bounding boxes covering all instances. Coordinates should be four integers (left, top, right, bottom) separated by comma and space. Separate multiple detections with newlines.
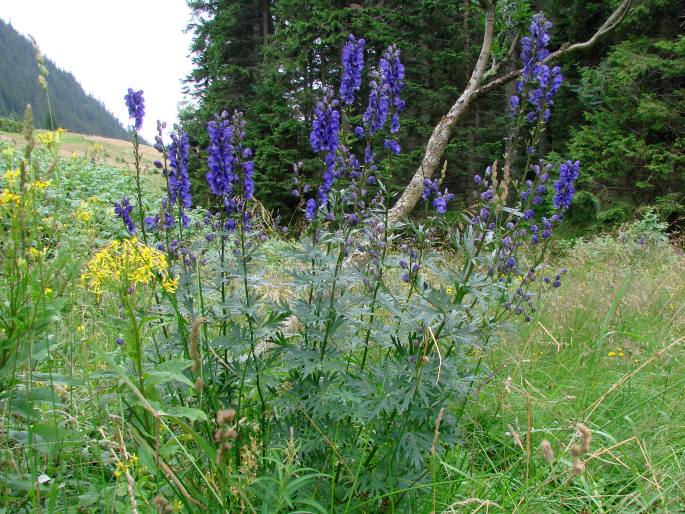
0, 19, 129, 140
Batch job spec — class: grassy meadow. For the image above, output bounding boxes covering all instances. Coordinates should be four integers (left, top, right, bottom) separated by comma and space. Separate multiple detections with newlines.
1, 123, 684, 514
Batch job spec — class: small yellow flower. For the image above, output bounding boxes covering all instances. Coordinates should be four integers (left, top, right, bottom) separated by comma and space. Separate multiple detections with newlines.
608, 351, 616, 358
619, 352, 625, 358
3, 169, 20, 183
113, 469, 122, 479
30, 180, 51, 191
76, 207, 92, 223
28, 247, 40, 259
162, 276, 178, 293
44, 287, 53, 295
0, 188, 20, 206
77, 324, 85, 332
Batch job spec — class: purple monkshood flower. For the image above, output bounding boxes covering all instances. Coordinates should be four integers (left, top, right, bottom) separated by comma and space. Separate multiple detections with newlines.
207, 111, 255, 202
422, 178, 439, 201
553, 160, 581, 210
339, 35, 365, 105
305, 198, 317, 221
206, 113, 236, 197
510, 13, 564, 123
384, 139, 401, 155
114, 195, 135, 235
124, 88, 145, 131
310, 93, 341, 154
363, 44, 405, 135
168, 129, 192, 227
432, 190, 454, 214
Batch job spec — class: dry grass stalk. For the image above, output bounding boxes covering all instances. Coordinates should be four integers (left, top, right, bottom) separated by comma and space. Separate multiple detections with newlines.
189, 316, 205, 375
432, 407, 445, 455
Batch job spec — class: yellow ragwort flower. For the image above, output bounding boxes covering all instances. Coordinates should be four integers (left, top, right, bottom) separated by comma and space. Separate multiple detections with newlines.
3, 169, 20, 183
29, 180, 51, 191
76, 207, 92, 223
81, 238, 176, 295
162, 277, 179, 293
608, 351, 616, 358
0, 188, 20, 206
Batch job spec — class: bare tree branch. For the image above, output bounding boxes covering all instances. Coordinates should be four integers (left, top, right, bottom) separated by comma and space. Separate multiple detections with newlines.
388, 1, 496, 221
388, 0, 633, 221
476, 0, 632, 98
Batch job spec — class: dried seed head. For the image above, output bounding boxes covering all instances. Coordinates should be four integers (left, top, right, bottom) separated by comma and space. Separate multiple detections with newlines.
570, 443, 583, 457
152, 495, 174, 514
540, 439, 554, 465
217, 408, 236, 425
194, 377, 204, 391
491, 160, 499, 202
225, 428, 238, 440
577, 423, 591, 454
571, 459, 585, 476
431, 408, 445, 455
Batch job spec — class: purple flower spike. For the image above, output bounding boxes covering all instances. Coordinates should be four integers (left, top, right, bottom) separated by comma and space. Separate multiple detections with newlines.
113, 195, 136, 235
124, 88, 145, 131
339, 35, 365, 105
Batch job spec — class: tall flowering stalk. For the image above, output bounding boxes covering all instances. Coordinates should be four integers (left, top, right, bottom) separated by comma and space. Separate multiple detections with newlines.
168, 128, 192, 229
204, 111, 264, 462
123, 88, 147, 241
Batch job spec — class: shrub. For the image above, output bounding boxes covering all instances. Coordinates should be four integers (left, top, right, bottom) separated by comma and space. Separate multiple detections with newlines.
0, 116, 21, 133
566, 190, 599, 225
597, 205, 628, 224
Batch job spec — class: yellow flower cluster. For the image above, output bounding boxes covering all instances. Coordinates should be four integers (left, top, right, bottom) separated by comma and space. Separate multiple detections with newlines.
81, 238, 178, 295
0, 188, 20, 206
113, 454, 142, 479
3, 169, 20, 183
75, 201, 93, 223
36, 128, 66, 148
608, 347, 625, 359
27, 180, 51, 192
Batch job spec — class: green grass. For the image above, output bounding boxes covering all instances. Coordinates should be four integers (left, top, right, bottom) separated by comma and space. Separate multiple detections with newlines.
429, 240, 685, 513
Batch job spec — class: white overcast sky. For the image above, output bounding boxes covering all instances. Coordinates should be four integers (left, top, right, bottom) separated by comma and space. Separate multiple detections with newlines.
3, 0, 194, 141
